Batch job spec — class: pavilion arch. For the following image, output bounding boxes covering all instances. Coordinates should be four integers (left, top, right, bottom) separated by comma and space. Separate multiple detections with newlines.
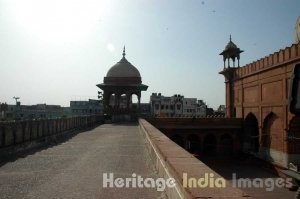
244, 112, 259, 153
119, 93, 127, 108
130, 93, 139, 103
186, 134, 201, 155
170, 134, 184, 148
288, 116, 300, 154
108, 93, 116, 107
219, 133, 234, 156
203, 134, 217, 156
130, 93, 140, 109
262, 112, 278, 148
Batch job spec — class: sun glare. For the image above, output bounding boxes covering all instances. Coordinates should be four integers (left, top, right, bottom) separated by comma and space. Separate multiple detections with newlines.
9, 0, 110, 46
107, 43, 115, 52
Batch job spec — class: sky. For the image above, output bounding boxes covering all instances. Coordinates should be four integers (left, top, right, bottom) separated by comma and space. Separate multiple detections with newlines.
0, 0, 299, 109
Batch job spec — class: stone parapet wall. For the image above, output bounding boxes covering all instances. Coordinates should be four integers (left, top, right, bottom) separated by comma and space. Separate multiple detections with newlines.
139, 118, 249, 199
0, 115, 103, 149
235, 42, 300, 78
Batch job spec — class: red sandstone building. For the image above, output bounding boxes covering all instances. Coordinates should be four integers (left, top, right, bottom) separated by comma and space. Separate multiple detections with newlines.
220, 37, 300, 168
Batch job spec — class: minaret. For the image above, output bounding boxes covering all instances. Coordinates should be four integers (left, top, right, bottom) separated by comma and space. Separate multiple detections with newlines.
219, 35, 243, 118
219, 35, 244, 68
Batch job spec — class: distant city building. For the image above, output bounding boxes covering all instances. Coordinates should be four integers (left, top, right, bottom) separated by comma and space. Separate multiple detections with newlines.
217, 105, 226, 112
0, 102, 8, 120
139, 103, 151, 117
1, 99, 103, 121
206, 107, 215, 116
70, 99, 103, 116
150, 93, 206, 117
215, 105, 226, 116
4, 103, 70, 120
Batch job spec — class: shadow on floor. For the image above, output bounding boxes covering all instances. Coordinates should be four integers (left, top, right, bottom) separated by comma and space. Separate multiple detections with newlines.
111, 122, 138, 126
199, 154, 281, 180
199, 154, 297, 198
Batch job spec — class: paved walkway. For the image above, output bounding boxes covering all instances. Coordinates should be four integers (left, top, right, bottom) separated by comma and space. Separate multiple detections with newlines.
0, 124, 166, 199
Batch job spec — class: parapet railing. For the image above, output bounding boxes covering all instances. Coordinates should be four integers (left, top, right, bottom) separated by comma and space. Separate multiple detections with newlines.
235, 42, 300, 78
0, 115, 103, 148
139, 118, 249, 199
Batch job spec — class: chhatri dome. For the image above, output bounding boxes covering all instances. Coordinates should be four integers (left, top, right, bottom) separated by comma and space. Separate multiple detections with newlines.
106, 46, 141, 78
219, 35, 244, 68
97, 46, 148, 122
225, 35, 238, 50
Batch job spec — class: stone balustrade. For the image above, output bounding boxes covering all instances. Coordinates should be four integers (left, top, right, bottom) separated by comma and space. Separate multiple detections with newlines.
139, 118, 249, 199
236, 42, 300, 78
0, 115, 103, 148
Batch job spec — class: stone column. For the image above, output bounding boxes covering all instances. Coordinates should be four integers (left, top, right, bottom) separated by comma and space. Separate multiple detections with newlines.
116, 93, 121, 108
138, 94, 141, 108
126, 93, 130, 109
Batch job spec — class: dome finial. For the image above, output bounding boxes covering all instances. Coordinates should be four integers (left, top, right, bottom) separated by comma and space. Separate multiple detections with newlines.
122, 46, 126, 58
230, 34, 232, 42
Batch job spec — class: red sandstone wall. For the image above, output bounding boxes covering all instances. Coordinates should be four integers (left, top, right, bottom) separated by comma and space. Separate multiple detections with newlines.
231, 42, 300, 155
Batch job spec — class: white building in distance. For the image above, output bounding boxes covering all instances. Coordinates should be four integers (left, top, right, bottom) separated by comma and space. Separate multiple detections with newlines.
150, 93, 206, 117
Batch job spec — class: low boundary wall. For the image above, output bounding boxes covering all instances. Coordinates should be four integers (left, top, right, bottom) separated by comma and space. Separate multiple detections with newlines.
139, 118, 250, 199
0, 115, 103, 156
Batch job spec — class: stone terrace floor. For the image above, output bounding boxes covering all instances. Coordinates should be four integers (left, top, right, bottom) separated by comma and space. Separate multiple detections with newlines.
0, 124, 166, 199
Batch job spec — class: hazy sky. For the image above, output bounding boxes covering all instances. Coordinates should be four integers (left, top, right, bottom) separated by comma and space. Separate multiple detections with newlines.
0, 0, 299, 108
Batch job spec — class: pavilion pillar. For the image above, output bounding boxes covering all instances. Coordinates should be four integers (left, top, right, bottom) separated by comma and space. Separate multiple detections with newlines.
126, 93, 130, 109
116, 93, 121, 108
103, 92, 109, 108
114, 94, 118, 108
138, 93, 141, 108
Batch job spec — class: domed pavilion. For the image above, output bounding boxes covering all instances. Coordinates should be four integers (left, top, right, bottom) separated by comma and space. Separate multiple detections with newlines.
219, 35, 244, 68
97, 47, 148, 121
